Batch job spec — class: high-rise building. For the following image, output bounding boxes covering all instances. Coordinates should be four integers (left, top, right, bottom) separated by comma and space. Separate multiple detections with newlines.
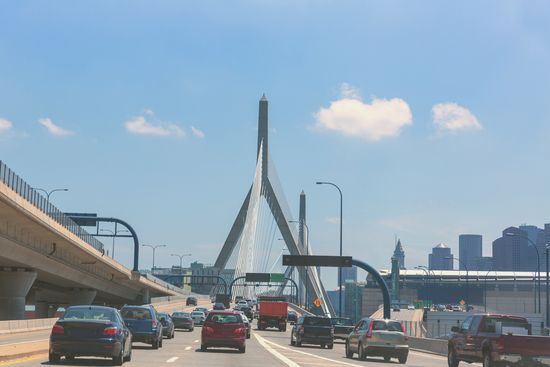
492, 227, 532, 271
344, 282, 363, 323
459, 234, 482, 270
393, 239, 405, 269
428, 243, 453, 270
339, 266, 358, 285
474, 257, 494, 271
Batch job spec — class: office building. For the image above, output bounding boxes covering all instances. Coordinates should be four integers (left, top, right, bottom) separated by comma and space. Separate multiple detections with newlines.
459, 234, 482, 270
492, 227, 531, 271
428, 243, 453, 270
339, 266, 358, 285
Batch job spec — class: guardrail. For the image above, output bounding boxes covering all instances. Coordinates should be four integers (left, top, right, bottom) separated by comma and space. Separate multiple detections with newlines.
0, 161, 104, 252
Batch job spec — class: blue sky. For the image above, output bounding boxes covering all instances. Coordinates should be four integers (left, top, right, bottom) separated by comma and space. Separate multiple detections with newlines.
1, 1, 550, 288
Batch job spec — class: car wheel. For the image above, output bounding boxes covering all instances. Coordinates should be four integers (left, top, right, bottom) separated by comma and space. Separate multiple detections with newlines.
159, 337, 163, 348
296, 336, 302, 347
112, 347, 124, 366
320, 344, 326, 349
358, 343, 366, 361
152, 339, 159, 349
398, 355, 407, 364
201, 344, 207, 352
190, 327, 194, 332
49, 353, 61, 364
384, 356, 391, 362
328, 344, 333, 350
483, 351, 494, 367
448, 347, 459, 367
65, 356, 75, 361
239, 346, 246, 353
124, 344, 132, 362
345, 342, 353, 358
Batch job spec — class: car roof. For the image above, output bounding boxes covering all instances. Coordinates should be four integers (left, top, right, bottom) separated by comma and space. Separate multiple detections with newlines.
208, 310, 242, 315
66, 305, 115, 312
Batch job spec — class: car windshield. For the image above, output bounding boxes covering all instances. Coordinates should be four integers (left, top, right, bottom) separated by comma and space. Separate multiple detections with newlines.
207, 313, 242, 324
121, 308, 151, 320
372, 320, 403, 332
302, 317, 331, 326
331, 318, 353, 326
63, 308, 115, 322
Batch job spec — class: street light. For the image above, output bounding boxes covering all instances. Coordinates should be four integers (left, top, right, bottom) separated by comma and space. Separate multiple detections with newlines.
316, 181, 343, 317
171, 253, 192, 273
33, 188, 69, 202
483, 269, 495, 312
446, 256, 469, 310
415, 266, 430, 305
506, 232, 541, 313
290, 220, 310, 310
142, 244, 166, 271
100, 229, 129, 260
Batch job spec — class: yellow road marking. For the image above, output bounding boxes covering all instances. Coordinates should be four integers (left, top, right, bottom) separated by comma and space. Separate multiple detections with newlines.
0, 353, 47, 366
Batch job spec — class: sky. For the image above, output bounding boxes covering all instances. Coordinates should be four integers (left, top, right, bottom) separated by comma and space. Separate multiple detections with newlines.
1, 1, 550, 289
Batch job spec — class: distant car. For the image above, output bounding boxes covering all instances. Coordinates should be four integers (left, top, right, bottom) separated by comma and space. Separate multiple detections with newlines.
240, 312, 251, 339
452, 305, 463, 312
158, 312, 175, 339
186, 297, 198, 306
436, 304, 446, 312
120, 305, 163, 349
392, 304, 401, 312
171, 312, 194, 331
213, 303, 225, 310
239, 306, 253, 320
345, 318, 408, 364
407, 305, 415, 310
191, 311, 206, 325
194, 307, 209, 317
291, 316, 334, 349
201, 311, 247, 353
49, 305, 132, 365
331, 317, 354, 340
287, 311, 298, 323
237, 300, 248, 307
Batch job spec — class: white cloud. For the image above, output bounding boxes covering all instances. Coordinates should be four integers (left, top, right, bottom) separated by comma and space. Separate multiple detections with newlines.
432, 102, 482, 132
125, 113, 185, 137
0, 118, 12, 134
38, 118, 74, 136
191, 126, 205, 138
314, 84, 413, 141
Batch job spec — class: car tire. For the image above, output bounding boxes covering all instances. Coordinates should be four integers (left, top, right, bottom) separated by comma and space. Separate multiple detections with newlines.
328, 344, 333, 349
483, 351, 495, 367
398, 355, 407, 364
49, 353, 60, 364
152, 339, 159, 350
239, 346, 246, 353
113, 347, 124, 366
65, 356, 75, 362
124, 344, 132, 362
159, 337, 163, 348
201, 345, 207, 352
345, 342, 353, 358
448, 347, 459, 367
320, 344, 326, 349
358, 343, 366, 361
384, 356, 391, 362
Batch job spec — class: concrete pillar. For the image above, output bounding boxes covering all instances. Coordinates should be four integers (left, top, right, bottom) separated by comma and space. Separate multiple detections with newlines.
140, 289, 150, 304
68, 289, 96, 306
0, 268, 37, 320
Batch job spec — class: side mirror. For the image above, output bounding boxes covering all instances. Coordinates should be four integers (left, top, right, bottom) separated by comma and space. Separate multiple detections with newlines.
451, 326, 460, 333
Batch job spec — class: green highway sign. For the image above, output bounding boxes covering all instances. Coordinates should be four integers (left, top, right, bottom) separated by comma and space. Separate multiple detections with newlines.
270, 273, 285, 282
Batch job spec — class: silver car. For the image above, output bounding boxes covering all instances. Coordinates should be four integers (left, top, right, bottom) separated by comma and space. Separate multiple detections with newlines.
190, 311, 206, 325
345, 318, 409, 364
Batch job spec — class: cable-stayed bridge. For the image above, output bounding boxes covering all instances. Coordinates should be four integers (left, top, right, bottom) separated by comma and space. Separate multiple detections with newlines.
214, 95, 334, 316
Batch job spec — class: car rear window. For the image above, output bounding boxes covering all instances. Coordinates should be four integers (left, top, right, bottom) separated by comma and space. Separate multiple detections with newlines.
371, 320, 403, 331
121, 308, 152, 320
303, 317, 332, 326
63, 308, 115, 321
191, 312, 204, 316
207, 313, 243, 324
481, 317, 531, 334
172, 312, 190, 317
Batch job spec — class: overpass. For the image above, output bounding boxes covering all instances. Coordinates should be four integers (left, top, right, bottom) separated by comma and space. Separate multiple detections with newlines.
0, 160, 182, 320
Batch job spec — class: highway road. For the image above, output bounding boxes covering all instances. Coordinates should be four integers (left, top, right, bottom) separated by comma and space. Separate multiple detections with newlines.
0, 303, 454, 367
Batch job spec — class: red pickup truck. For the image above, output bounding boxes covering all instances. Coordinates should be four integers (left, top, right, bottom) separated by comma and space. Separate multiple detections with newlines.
448, 314, 550, 367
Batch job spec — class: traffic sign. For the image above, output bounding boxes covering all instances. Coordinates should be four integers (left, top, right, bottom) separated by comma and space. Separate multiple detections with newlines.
282, 255, 353, 267
270, 273, 285, 283
458, 299, 465, 305
313, 298, 322, 307
245, 273, 270, 282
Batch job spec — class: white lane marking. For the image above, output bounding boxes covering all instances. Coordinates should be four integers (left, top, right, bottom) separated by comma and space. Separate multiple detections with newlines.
193, 339, 199, 343
185, 346, 192, 351
258, 336, 366, 367
254, 334, 301, 367
0, 338, 49, 346
166, 357, 179, 363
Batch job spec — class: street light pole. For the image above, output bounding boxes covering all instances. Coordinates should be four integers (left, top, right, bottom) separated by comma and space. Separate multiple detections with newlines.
447, 256, 469, 311
415, 266, 430, 306
171, 253, 192, 273
505, 232, 541, 313
142, 244, 166, 271
316, 181, 343, 317
33, 188, 69, 202
100, 228, 129, 260
289, 220, 310, 310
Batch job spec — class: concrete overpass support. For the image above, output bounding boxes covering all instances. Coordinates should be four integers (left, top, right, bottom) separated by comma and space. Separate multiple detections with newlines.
0, 268, 37, 320
68, 289, 97, 306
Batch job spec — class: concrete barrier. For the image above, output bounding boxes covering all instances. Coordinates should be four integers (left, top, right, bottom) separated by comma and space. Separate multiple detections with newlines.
0, 318, 58, 335
407, 336, 447, 356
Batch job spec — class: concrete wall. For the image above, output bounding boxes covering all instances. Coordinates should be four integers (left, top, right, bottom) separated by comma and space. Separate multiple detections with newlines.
0, 318, 57, 334
362, 287, 418, 318
407, 336, 447, 356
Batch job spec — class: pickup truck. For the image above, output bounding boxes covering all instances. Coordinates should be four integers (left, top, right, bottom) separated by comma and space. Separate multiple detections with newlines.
448, 313, 550, 367
291, 316, 334, 349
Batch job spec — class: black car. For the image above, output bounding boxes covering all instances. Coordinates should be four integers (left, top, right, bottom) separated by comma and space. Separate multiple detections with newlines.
158, 312, 175, 339
186, 296, 198, 306
287, 311, 298, 323
171, 312, 194, 331
120, 305, 163, 349
49, 305, 132, 365
213, 303, 225, 310
291, 316, 334, 349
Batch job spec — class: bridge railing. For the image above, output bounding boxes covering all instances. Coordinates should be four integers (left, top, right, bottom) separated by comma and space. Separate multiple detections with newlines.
0, 161, 104, 252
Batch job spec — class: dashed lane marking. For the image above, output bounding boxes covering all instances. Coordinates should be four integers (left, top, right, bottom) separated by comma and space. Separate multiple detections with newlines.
184, 346, 192, 351
166, 356, 179, 363
254, 334, 301, 367
193, 339, 199, 343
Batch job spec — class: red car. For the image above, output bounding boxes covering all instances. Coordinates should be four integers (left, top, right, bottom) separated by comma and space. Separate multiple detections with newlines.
201, 311, 247, 353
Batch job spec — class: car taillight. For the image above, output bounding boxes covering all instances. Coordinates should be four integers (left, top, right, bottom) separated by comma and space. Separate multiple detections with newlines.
298, 326, 305, 335
330, 327, 334, 337
234, 327, 245, 335
365, 322, 373, 338
51, 324, 64, 335
103, 327, 118, 336
152, 320, 158, 329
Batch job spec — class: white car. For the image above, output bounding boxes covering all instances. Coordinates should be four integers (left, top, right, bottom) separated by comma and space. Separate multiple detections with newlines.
407, 305, 415, 310
190, 311, 206, 325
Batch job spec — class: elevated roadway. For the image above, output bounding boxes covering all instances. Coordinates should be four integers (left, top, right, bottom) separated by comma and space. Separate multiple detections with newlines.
0, 161, 182, 320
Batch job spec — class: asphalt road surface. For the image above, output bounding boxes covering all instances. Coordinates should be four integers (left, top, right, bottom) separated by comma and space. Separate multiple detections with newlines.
1, 305, 455, 367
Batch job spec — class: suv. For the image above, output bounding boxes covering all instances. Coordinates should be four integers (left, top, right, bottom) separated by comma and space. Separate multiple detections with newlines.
120, 305, 163, 349
186, 297, 198, 306
345, 318, 408, 363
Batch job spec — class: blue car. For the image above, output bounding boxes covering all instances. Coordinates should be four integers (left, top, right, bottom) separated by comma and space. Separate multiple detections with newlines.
121, 305, 163, 349
49, 305, 132, 365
